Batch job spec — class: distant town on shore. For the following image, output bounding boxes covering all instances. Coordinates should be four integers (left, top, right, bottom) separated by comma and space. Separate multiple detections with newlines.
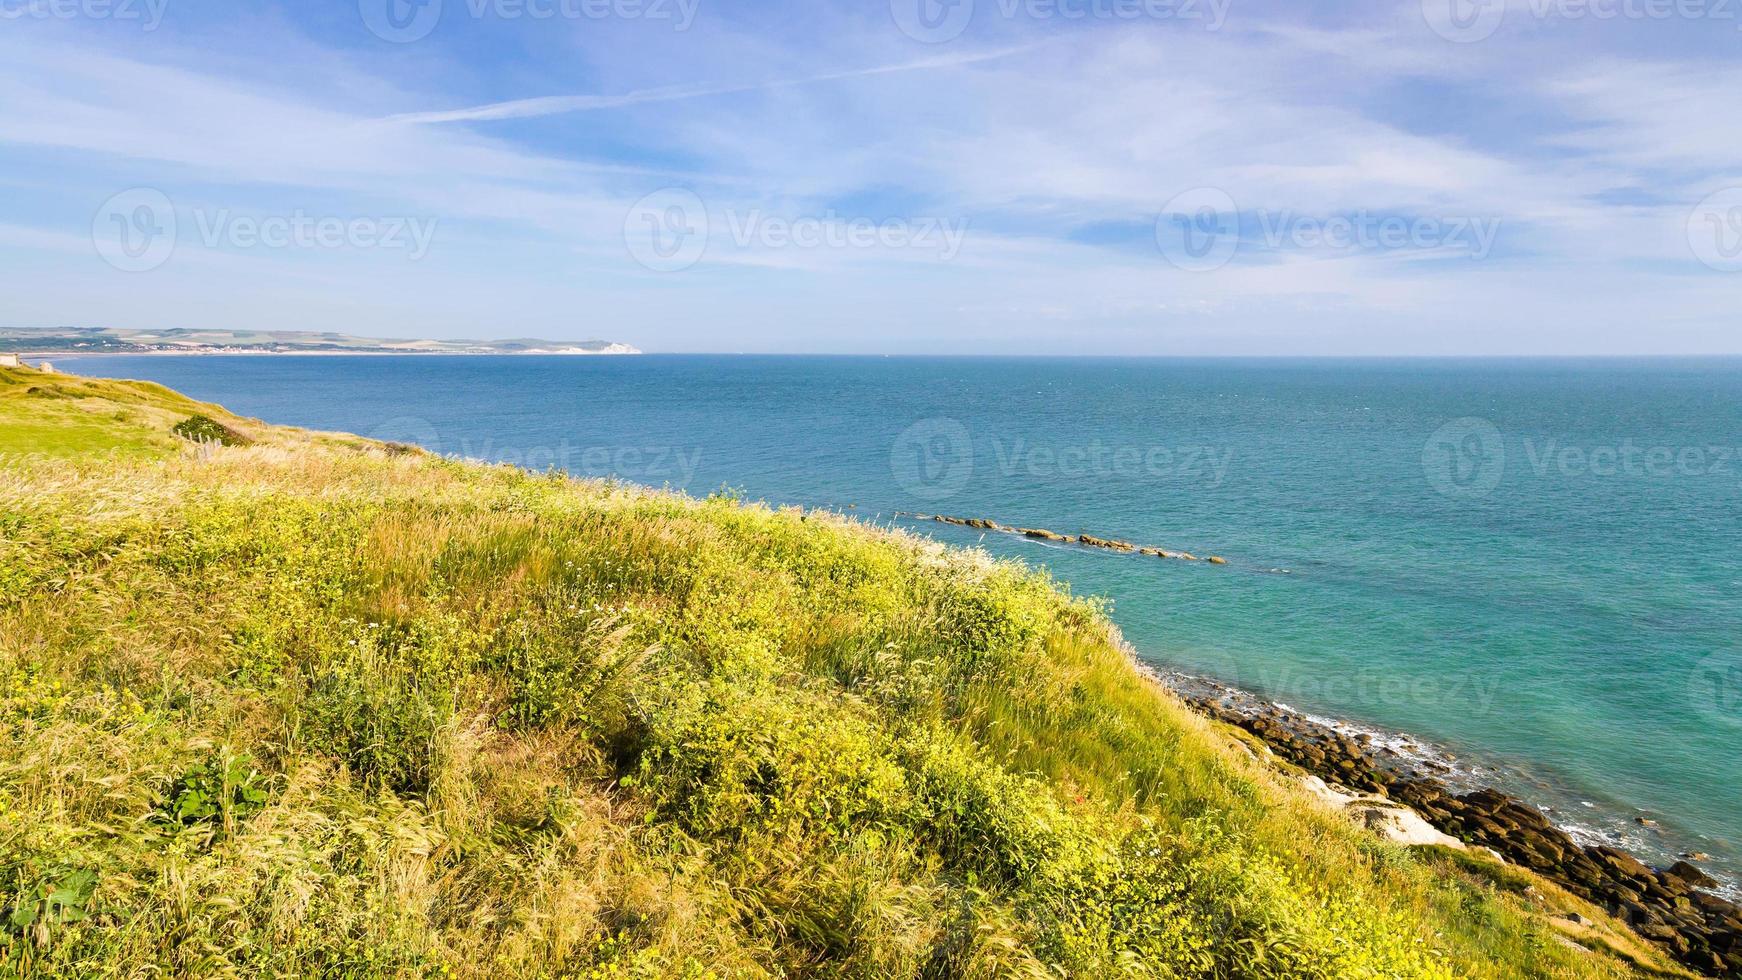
0, 327, 640, 357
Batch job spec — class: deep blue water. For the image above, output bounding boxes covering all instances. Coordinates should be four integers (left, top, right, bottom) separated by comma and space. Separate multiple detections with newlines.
63, 354, 1742, 888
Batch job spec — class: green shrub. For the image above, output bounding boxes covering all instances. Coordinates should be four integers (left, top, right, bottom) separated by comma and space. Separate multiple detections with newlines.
171, 414, 248, 446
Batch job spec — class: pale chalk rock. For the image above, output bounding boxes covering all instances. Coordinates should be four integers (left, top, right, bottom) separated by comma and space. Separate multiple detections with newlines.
1300, 775, 1468, 850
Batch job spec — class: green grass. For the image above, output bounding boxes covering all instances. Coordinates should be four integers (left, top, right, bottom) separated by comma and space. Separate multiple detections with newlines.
0, 367, 1693, 978
0, 367, 236, 458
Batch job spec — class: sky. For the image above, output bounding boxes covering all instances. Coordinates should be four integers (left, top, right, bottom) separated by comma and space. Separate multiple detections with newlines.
0, 0, 1739, 355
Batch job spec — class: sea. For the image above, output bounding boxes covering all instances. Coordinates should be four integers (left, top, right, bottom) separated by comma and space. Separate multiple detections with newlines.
61, 353, 1742, 893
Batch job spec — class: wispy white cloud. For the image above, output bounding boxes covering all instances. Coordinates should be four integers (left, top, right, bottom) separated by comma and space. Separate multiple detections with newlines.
377, 45, 1043, 126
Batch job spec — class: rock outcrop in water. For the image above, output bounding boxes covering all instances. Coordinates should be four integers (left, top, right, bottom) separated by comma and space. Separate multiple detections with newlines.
900, 514, 1229, 566
1183, 692, 1742, 977
1077, 533, 1135, 552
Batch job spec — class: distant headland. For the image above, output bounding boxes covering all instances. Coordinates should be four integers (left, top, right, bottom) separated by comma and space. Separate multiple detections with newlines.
0, 327, 641, 357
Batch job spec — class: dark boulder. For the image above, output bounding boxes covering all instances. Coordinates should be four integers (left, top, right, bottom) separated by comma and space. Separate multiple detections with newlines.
1668, 861, 1720, 889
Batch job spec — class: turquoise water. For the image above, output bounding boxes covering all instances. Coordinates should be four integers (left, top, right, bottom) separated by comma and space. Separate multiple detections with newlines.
62, 354, 1742, 887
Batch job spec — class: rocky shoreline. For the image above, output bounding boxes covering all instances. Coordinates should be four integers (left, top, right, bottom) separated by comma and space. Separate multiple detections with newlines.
908, 510, 1737, 973
1175, 678, 1742, 977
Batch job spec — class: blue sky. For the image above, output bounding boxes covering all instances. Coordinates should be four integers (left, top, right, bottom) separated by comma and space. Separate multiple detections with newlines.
1, 0, 1739, 354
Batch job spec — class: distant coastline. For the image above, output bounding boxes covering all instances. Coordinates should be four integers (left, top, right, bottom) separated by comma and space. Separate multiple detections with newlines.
39, 348, 643, 358
0, 327, 640, 358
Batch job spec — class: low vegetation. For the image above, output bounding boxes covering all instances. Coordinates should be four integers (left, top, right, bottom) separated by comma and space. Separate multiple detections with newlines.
0, 365, 1692, 977
170, 414, 250, 448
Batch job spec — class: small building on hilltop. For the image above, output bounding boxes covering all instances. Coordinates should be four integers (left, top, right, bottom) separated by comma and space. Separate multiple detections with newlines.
0, 353, 20, 368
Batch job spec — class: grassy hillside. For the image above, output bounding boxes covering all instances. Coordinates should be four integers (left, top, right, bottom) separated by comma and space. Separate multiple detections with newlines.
0, 364, 1694, 978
